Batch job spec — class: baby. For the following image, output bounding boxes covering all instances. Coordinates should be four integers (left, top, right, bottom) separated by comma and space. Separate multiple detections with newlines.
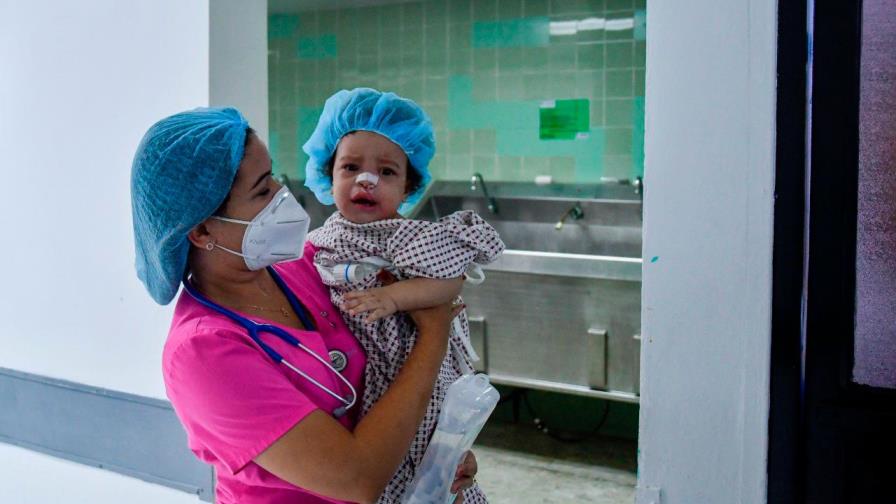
302, 88, 504, 504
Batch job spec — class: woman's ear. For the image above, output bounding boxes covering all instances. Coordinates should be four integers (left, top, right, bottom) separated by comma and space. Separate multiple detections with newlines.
187, 222, 213, 249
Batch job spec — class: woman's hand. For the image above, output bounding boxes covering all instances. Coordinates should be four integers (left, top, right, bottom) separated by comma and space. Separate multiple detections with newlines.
407, 299, 464, 339
450, 450, 479, 503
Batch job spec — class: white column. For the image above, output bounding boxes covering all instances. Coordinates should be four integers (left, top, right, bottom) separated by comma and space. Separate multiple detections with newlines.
637, 0, 777, 502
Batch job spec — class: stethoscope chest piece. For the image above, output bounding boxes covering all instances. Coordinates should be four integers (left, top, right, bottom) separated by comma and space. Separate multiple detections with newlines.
329, 350, 348, 372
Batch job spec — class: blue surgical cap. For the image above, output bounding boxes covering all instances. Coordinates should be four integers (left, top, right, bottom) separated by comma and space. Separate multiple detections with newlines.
131, 107, 249, 305
302, 88, 435, 214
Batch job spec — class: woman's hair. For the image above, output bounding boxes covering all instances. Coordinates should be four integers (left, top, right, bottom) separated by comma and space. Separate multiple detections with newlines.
324, 132, 423, 195
213, 127, 256, 217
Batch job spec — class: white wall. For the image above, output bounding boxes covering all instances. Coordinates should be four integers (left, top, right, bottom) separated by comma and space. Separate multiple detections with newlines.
637, 0, 777, 503
0, 0, 266, 400
210, 0, 269, 143
0, 0, 209, 399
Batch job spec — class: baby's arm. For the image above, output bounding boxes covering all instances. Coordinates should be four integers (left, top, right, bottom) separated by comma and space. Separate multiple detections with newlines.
343, 276, 463, 323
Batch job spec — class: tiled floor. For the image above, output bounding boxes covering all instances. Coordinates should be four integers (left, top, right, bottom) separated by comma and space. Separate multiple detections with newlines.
472, 422, 637, 504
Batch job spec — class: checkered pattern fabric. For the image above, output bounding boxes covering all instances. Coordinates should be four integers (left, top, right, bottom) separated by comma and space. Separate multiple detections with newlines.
308, 210, 504, 503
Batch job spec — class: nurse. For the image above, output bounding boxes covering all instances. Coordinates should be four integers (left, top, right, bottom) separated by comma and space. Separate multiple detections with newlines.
131, 107, 477, 503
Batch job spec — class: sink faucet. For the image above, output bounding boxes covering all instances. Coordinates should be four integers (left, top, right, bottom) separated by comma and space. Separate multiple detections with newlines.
555, 202, 584, 230
633, 176, 644, 195
470, 172, 499, 214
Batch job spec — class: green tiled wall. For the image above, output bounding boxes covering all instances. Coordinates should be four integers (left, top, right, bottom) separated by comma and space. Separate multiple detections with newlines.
268, 0, 646, 184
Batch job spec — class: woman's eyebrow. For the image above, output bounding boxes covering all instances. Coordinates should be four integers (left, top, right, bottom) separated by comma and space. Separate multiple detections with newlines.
251, 170, 272, 189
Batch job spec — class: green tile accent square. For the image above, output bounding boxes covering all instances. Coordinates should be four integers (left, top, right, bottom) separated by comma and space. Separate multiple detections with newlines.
539, 99, 590, 140
472, 17, 550, 48
268, 15, 299, 40
605, 98, 633, 126
632, 95, 644, 177
634, 9, 646, 40
606, 42, 633, 68
297, 34, 338, 60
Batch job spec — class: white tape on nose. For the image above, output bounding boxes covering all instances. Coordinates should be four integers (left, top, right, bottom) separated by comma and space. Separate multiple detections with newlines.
355, 172, 379, 187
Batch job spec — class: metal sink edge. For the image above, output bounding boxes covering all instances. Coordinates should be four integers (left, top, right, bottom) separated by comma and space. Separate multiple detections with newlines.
483, 249, 642, 281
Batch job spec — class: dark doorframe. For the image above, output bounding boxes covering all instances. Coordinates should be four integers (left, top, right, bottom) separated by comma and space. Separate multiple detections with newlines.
769, 1, 896, 502
767, 0, 809, 501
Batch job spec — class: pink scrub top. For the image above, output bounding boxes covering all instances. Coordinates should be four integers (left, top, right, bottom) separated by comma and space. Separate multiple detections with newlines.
163, 243, 367, 504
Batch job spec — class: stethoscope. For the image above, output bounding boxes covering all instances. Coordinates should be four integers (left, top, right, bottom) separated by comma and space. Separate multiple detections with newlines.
182, 267, 357, 418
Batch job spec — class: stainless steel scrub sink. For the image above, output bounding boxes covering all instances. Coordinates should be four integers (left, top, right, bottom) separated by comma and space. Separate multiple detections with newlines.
409, 181, 644, 403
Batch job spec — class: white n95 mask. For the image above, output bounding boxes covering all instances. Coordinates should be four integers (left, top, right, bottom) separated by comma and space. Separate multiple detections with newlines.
211, 186, 310, 270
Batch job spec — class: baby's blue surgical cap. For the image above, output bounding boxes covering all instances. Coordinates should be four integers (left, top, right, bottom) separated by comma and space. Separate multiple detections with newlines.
302, 88, 435, 214
131, 107, 249, 305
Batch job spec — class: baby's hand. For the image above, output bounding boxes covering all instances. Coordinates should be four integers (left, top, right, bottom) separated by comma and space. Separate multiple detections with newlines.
343, 287, 399, 322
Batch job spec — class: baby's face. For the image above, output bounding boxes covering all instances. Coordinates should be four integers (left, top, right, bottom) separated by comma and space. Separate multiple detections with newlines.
331, 131, 410, 223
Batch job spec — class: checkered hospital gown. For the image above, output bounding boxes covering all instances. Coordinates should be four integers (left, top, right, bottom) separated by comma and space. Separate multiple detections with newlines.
308, 210, 505, 504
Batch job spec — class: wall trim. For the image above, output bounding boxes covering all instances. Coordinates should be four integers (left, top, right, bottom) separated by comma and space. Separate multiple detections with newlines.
0, 367, 213, 502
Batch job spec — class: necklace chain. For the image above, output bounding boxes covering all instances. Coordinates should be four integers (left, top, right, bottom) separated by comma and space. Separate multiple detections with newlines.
239, 304, 293, 318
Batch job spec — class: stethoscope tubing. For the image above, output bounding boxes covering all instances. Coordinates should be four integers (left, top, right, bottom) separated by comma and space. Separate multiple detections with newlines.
181, 268, 356, 416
